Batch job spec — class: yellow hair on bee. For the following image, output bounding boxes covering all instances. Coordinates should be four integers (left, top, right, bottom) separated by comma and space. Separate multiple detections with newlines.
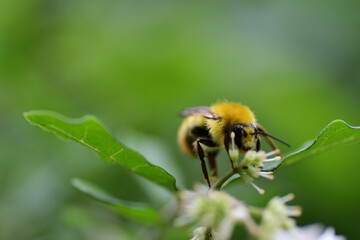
206, 102, 256, 145
177, 115, 206, 156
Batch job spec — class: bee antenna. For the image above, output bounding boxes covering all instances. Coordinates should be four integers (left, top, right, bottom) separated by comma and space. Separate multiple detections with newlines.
253, 132, 291, 147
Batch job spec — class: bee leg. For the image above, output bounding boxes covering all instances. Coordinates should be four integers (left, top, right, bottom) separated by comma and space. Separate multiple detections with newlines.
256, 137, 260, 152
194, 139, 211, 188
256, 124, 283, 158
208, 151, 218, 180
223, 132, 235, 171
194, 139, 218, 188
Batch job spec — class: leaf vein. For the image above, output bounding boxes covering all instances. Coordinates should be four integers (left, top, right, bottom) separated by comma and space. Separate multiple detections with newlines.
46, 124, 116, 163
110, 149, 124, 158
80, 126, 88, 141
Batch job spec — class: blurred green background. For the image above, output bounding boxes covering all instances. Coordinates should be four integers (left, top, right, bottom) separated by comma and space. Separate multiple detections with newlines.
1, 0, 359, 239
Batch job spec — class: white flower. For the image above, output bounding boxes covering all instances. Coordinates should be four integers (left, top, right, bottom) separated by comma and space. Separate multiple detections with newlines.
190, 227, 208, 240
236, 150, 281, 195
258, 194, 302, 240
273, 224, 346, 240
175, 184, 256, 240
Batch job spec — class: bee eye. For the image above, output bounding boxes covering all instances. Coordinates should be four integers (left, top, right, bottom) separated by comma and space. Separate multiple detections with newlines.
243, 131, 248, 137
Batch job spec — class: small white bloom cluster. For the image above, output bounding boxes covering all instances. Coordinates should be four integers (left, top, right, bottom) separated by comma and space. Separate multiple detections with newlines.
273, 224, 346, 240
190, 226, 208, 240
235, 150, 281, 194
258, 193, 301, 240
175, 185, 256, 240
176, 188, 346, 240
258, 194, 345, 240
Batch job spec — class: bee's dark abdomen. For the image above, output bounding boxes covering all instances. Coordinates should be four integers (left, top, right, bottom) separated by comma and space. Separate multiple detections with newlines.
191, 126, 212, 138
185, 126, 214, 155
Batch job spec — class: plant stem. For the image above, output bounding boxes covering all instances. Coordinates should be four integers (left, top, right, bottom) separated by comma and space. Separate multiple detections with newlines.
248, 206, 263, 218
204, 227, 212, 240
213, 169, 237, 191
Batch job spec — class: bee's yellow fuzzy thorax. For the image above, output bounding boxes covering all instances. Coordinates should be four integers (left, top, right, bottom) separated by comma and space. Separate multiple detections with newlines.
206, 102, 256, 145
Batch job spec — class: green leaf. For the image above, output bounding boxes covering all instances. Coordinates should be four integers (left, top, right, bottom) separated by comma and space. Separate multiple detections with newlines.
72, 178, 163, 226
264, 119, 360, 171
24, 110, 177, 192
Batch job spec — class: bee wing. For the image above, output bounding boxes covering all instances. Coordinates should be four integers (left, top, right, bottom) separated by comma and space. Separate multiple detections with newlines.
180, 106, 220, 120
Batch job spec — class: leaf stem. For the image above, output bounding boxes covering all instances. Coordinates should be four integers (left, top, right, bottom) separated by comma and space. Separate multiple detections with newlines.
213, 169, 237, 191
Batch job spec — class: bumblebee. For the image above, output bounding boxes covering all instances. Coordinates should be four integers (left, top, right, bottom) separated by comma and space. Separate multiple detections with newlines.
177, 101, 289, 187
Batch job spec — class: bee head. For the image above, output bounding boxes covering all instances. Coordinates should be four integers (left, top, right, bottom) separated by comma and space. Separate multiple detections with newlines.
227, 124, 257, 152
224, 124, 290, 153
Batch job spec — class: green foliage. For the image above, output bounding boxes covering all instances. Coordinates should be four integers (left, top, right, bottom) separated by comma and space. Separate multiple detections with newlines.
264, 120, 360, 171
24, 111, 359, 194
223, 120, 360, 190
23, 110, 359, 236
72, 178, 164, 226
24, 110, 177, 193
